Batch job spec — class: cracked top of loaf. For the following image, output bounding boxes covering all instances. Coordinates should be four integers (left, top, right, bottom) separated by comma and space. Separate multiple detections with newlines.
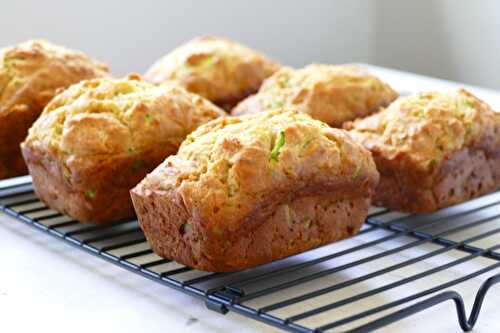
23, 74, 225, 159
144, 36, 281, 109
133, 109, 379, 232
0, 39, 109, 115
345, 89, 500, 171
231, 64, 398, 127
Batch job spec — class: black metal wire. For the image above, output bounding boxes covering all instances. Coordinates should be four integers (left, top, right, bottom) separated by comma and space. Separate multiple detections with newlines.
319, 264, 500, 332
1, 180, 499, 333
235, 209, 500, 303
259, 215, 500, 313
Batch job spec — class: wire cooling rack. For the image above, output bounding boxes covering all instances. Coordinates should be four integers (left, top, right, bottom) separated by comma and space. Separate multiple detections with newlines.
1, 178, 499, 332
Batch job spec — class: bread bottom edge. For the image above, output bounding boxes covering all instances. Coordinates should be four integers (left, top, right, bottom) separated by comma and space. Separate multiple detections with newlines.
21, 144, 175, 224
374, 148, 500, 213
132, 190, 372, 272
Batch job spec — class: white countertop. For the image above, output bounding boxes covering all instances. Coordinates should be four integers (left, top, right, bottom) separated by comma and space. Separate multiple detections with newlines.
1, 66, 500, 333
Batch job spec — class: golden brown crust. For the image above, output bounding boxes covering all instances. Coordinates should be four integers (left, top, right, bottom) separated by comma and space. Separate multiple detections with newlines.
373, 147, 500, 212
22, 75, 225, 224
0, 105, 40, 179
22, 144, 177, 223
345, 89, 500, 212
0, 39, 109, 179
231, 64, 398, 127
133, 190, 370, 272
131, 110, 379, 271
144, 36, 281, 110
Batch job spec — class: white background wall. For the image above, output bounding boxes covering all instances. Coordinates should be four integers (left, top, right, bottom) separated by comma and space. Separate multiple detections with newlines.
0, 1, 374, 76
1, 1, 499, 89
374, 0, 500, 89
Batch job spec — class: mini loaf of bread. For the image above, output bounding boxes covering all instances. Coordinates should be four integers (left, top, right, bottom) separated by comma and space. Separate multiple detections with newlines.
131, 110, 379, 272
0, 39, 109, 179
144, 36, 281, 110
231, 64, 398, 127
345, 89, 500, 213
21, 74, 225, 224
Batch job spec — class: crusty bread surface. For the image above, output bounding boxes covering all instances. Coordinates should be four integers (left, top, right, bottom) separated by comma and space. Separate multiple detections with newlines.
0, 39, 109, 179
232, 64, 398, 127
131, 110, 379, 271
345, 89, 500, 212
145, 36, 281, 110
22, 74, 225, 223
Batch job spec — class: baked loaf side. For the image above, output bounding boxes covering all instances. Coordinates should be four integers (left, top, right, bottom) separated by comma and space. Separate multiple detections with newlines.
131, 110, 379, 271
22, 75, 225, 224
231, 64, 398, 127
144, 36, 281, 110
345, 89, 500, 212
0, 39, 109, 179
